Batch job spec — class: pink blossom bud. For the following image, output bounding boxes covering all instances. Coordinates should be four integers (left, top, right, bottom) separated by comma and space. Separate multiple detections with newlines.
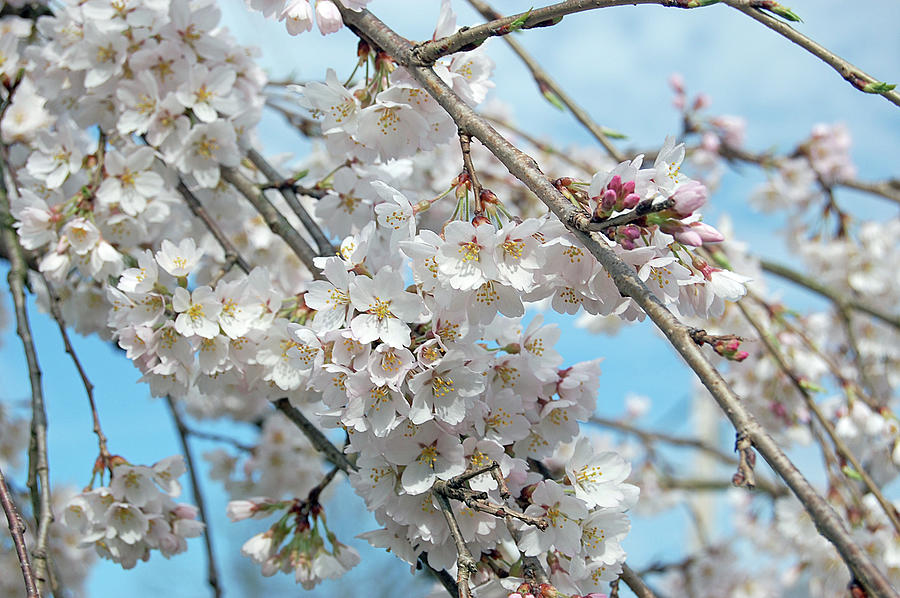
725, 338, 740, 352
621, 224, 641, 240
673, 226, 703, 247
607, 175, 622, 194
601, 189, 617, 212
622, 192, 641, 209
622, 180, 635, 195
671, 180, 707, 216
734, 351, 749, 361
173, 504, 199, 519
315, 0, 343, 35
690, 222, 724, 243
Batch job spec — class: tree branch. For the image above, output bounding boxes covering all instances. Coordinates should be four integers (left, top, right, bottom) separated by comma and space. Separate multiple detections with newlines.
176, 179, 252, 275
735, 301, 900, 537
724, 1, 900, 108
620, 563, 658, 598
465, 0, 626, 162
0, 466, 40, 598
336, 8, 898, 594
433, 480, 477, 598
220, 166, 322, 278
272, 399, 356, 473
760, 258, 900, 331
245, 148, 336, 256
0, 170, 53, 595
411, 0, 710, 65
165, 397, 222, 598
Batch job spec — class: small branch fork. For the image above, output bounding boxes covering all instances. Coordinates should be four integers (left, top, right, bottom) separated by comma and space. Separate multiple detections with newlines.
0, 466, 40, 598
432, 462, 549, 598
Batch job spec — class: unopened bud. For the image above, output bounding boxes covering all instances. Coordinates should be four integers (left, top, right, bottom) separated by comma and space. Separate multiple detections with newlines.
622, 192, 641, 209
479, 188, 499, 205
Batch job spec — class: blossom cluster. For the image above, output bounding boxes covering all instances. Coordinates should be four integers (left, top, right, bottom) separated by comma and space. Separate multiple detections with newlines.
62, 456, 203, 569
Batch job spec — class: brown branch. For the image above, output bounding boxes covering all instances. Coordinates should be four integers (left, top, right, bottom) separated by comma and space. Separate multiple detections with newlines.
586, 198, 675, 231
411, 0, 710, 65
335, 8, 897, 595
165, 397, 222, 598
184, 427, 254, 453
419, 553, 460, 596
433, 480, 477, 598
246, 148, 336, 256
724, 1, 900, 109
176, 179, 251, 274
41, 276, 111, 466
0, 171, 53, 595
272, 399, 356, 473
465, 0, 626, 162
620, 563, 658, 598
589, 415, 738, 465
458, 131, 484, 213
735, 301, 900, 538
220, 166, 322, 278
732, 432, 757, 489
760, 258, 900, 331
0, 466, 40, 598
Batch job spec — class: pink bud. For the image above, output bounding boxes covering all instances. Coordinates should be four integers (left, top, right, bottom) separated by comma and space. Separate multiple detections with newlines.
622, 192, 641, 209
671, 180, 707, 216
607, 175, 622, 194
601, 189, 617, 211
673, 227, 703, 247
690, 222, 724, 244
622, 180, 636, 195
621, 224, 641, 240
734, 351, 749, 361
693, 93, 711, 111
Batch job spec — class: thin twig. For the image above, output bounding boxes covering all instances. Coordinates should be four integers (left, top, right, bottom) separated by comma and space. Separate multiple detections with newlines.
724, 1, 900, 108
165, 397, 222, 598
0, 466, 40, 598
336, 8, 897, 594
589, 415, 737, 465
585, 198, 674, 231
220, 166, 322, 278
465, 0, 626, 162
735, 301, 900, 537
246, 148, 336, 256
411, 0, 711, 65
176, 179, 252, 274
0, 170, 53, 595
272, 399, 356, 473
458, 131, 484, 213
41, 276, 111, 466
760, 258, 900, 331
184, 427, 255, 453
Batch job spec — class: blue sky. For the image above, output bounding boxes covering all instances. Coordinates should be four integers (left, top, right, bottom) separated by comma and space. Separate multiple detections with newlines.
1, 0, 898, 596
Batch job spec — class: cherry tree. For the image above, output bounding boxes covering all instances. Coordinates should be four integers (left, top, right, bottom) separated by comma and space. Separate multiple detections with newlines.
0, 0, 898, 597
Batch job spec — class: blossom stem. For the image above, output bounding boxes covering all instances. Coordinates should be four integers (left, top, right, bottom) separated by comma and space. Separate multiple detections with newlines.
458, 132, 484, 215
